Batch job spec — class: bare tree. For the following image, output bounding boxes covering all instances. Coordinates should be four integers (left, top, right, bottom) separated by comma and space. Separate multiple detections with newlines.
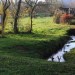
11, 0, 22, 34
14, 0, 22, 34
25, 0, 38, 33
1, 0, 10, 37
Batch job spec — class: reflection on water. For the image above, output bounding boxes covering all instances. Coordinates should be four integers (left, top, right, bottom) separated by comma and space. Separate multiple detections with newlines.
48, 36, 75, 62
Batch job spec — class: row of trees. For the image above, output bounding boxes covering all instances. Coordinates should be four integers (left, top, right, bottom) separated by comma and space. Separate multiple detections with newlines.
0, 0, 64, 37
1, 0, 38, 37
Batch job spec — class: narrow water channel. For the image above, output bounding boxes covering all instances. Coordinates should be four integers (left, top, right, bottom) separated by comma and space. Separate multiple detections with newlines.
48, 36, 75, 62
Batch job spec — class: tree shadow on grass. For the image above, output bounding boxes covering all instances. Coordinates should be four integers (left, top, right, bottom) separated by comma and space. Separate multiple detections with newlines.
0, 33, 69, 59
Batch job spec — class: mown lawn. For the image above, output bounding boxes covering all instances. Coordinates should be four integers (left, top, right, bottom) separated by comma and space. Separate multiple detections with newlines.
0, 17, 75, 75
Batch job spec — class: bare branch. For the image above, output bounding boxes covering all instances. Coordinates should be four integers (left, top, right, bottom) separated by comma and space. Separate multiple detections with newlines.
25, 0, 38, 33
1, 0, 11, 11
25, 0, 38, 8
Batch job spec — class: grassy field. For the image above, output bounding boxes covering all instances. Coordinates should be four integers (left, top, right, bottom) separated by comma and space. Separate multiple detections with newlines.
0, 17, 75, 75
4, 17, 70, 58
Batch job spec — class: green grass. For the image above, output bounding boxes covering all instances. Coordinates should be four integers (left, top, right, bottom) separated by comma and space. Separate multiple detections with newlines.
0, 17, 75, 75
64, 48, 75, 63
3, 17, 70, 58
0, 34, 69, 59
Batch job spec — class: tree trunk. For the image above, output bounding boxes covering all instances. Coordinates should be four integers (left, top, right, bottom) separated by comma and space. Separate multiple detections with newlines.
2, 11, 6, 37
13, 0, 21, 34
14, 16, 19, 34
30, 13, 33, 33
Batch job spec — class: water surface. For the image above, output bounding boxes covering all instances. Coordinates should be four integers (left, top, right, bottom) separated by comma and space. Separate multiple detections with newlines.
48, 36, 75, 62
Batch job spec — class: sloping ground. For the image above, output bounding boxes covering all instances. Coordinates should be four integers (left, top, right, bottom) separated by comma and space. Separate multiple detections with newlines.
0, 34, 72, 75
0, 17, 75, 75
0, 55, 75, 75
64, 48, 75, 63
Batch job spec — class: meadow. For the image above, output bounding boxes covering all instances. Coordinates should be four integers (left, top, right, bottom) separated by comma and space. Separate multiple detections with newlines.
0, 17, 75, 75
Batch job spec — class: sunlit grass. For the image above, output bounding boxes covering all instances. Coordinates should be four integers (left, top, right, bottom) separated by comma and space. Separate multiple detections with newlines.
0, 17, 74, 75
0, 17, 71, 58
5, 17, 70, 34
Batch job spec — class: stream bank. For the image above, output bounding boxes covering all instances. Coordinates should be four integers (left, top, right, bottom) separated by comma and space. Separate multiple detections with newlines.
38, 36, 70, 59
48, 29, 75, 62
48, 36, 75, 62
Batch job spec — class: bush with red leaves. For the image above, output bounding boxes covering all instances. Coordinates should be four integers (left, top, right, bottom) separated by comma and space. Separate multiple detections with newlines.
60, 13, 73, 24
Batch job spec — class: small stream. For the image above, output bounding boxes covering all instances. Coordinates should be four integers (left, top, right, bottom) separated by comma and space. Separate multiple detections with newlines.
48, 36, 75, 62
